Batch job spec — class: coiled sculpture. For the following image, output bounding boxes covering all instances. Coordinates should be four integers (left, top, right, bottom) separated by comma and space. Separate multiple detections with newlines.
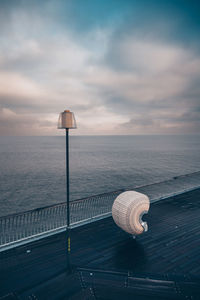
112, 191, 150, 235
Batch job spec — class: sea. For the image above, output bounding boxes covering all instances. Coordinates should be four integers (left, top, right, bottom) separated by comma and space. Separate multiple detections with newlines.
0, 135, 200, 217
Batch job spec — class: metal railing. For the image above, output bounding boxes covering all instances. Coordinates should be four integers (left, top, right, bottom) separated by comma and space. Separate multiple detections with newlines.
0, 171, 200, 252
0, 190, 123, 251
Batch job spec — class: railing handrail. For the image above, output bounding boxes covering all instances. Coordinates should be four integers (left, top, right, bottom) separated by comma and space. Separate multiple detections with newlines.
0, 189, 125, 220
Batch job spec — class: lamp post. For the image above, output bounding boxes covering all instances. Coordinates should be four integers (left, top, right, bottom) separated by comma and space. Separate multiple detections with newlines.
58, 109, 77, 271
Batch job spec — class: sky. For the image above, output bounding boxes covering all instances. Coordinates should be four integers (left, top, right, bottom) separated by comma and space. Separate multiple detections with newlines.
0, 0, 200, 136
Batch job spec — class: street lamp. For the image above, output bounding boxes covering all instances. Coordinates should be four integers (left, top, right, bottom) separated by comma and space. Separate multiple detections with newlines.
58, 109, 76, 271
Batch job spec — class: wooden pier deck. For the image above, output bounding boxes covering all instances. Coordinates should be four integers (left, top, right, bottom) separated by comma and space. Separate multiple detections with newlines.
0, 188, 200, 299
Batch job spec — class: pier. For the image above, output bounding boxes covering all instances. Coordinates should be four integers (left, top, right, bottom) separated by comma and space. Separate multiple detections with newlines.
0, 186, 200, 299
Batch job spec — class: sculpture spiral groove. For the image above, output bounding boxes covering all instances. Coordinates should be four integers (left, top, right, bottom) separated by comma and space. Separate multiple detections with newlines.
112, 191, 150, 235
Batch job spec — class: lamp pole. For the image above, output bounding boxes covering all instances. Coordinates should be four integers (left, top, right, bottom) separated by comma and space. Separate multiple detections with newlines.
66, 128, 70, 229
58, 110, 76, 273
66, 128, 70, 271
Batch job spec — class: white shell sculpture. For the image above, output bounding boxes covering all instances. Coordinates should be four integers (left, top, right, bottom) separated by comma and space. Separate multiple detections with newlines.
112, 191, 150, 235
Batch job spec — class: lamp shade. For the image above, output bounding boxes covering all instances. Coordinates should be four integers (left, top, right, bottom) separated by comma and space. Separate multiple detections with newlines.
58, 110, 77, 129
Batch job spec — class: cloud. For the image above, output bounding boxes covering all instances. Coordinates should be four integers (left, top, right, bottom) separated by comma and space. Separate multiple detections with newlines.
0, 0, 200, 135
0, 72, 45, 100
85, 37, 200, 122
0, 107, 58, 135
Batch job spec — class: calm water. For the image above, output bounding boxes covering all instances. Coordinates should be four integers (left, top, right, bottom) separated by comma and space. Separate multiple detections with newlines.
0, 135, 200, 216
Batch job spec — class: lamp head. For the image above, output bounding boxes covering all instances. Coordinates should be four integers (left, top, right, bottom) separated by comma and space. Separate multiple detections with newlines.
58, 110, 77, 129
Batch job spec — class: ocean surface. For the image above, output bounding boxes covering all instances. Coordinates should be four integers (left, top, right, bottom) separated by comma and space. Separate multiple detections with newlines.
0, 135, 200, 216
